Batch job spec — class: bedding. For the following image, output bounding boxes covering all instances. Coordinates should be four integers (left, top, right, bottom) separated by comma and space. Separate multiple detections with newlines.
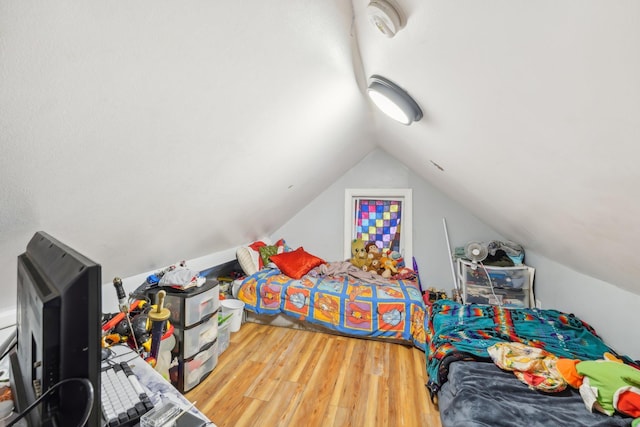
427, 300, 638, 426
237, 261, 427, 349
438, 360, 632, 427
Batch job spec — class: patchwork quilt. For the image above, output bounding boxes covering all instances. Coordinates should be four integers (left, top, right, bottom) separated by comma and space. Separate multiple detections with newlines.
237, 267, 427, 348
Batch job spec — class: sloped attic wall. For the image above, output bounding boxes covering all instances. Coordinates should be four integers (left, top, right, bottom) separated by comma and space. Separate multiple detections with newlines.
353, 0, 640, 303
273, 150, 640, 359
0, 0, 375, 316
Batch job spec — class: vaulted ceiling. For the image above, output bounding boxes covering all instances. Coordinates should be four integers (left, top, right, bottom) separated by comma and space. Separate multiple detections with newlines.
1, 0, 639, 312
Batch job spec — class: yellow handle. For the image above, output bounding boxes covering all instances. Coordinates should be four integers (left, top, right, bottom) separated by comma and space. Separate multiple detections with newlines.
156, 290, 166, 313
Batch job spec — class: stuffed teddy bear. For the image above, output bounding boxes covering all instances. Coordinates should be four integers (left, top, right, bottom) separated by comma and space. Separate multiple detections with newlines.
557, 353, 640, 426
350, 239, 371, 270
369, 257, 381, 274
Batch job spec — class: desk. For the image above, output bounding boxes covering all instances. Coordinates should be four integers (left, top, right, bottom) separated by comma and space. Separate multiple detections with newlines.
104, 344, 214, 426
1, 344, 215, 427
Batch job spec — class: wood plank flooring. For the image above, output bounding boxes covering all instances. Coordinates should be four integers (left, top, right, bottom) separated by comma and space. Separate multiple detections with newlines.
186, 322, 442, 427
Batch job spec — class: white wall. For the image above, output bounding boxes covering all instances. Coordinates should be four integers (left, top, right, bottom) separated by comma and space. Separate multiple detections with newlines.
271, 149, 503, 291
273, 149, 640, 360
0, 310, 16, 352
2, 148, 636, 360
100, 247, 239, 314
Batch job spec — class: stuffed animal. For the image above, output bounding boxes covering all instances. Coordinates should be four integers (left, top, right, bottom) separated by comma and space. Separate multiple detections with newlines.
364, 242, 382, 274
379, 256, 398, 278
365, 242, 381, 260
370, 257, 381, 274
350, 239, 371, 270
557, 353, 640, 426
388, 250, 403, 266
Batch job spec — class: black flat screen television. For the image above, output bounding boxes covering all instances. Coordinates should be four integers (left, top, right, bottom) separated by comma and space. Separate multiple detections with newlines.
10, 231, 102, 426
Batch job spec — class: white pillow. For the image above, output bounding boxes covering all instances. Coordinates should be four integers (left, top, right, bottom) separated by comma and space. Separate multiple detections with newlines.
236, 246, 259, 276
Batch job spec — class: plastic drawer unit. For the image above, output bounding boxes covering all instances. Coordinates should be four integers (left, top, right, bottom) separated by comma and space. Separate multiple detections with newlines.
465, 284, 530, 308
457, 259, 535, 308
174, 340, 219, 393
148, 279, 221, 393
151, 280, 220, 328
173, 314, 218, 360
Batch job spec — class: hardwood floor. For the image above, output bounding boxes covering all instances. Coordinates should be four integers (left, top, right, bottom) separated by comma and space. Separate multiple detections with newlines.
186, 322, 442, 427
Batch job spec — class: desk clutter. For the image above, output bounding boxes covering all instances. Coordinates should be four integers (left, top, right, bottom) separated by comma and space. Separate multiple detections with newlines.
101, 361, 154, 426
101, 345, 209, 427
101, 290, 175, 368
102, 258, 246, 395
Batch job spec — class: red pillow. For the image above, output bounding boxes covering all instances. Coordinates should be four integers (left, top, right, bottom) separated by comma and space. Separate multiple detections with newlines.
269, 247, 325, 279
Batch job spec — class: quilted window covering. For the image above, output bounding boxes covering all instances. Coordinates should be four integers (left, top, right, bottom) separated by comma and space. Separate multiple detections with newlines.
344, 189, 412, 264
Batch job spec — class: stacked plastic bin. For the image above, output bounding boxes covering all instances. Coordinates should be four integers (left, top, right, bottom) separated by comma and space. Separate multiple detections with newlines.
149, 280, 220, 393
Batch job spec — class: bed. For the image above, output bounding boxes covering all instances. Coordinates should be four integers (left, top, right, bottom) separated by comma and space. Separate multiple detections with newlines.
235, 248, 427, 349
426, 300, 638, 426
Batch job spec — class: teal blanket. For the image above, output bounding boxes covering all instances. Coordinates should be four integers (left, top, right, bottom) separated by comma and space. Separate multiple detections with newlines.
426, 300, 633, 396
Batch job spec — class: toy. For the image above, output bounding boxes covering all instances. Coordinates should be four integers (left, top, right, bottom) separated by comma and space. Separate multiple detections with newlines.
350, 239, 371, 270
557, 353, 640, 426
103, 298, 172, 358
388, 250, 403, 266
365, 242, 381, 260
364, 242, 382, 274
370, 257, 381, 274
379, 256, 398, 278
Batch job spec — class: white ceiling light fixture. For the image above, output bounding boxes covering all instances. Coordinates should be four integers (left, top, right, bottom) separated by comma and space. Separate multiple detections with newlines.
367, 0, 403, 37
367, 75, 423, 125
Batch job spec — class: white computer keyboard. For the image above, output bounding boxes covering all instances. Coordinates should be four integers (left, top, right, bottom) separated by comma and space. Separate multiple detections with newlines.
101, 361, 154, 427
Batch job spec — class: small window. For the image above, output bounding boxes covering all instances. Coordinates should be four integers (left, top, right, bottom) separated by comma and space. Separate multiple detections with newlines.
344, 188, 412, 264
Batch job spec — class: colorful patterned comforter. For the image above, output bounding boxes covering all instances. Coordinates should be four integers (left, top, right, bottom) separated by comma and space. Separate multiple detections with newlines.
425, 300, 632, 396
237, 267, 427, 348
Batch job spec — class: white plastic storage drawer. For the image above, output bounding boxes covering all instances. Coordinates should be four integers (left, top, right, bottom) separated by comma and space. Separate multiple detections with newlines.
174, 314, 218, 359
182, 340, 219, 392
161, 281, 220, 328
465, 284, 530, 308
458, 259, 533, 290
457, 259, 535, 308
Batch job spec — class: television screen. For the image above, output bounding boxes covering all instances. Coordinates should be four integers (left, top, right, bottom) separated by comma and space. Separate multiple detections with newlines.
10, 231, 101, 426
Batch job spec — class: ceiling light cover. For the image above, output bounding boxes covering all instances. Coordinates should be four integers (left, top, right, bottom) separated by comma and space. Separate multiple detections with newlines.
367, 75, 423, 125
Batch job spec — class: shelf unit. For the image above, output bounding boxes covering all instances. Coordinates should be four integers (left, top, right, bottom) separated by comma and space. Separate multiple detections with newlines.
148, 279, 220, 393
456, 259, 535, 308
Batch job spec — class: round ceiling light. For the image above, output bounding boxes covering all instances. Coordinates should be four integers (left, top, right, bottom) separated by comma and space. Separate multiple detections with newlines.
367, 75, 423, 125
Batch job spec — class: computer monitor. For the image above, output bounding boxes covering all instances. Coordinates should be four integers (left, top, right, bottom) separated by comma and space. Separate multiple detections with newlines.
10, 231, 102, 426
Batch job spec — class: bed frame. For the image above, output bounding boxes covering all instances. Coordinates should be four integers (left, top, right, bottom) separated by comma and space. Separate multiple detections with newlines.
244, 311, 413, 346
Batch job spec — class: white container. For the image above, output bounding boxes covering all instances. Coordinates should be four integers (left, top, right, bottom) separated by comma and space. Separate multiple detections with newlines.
154, 333, 176, 381
163, 282, 219, 328
183, 341, 218, 392
231, 279, 243, 298
217, 320, 231, 355
456, 259, 535, 308
221, 299, 244, 332
174, 315, 218, 359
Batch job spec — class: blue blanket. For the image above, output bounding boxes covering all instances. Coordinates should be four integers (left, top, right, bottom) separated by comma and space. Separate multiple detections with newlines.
439, 360, 633, 427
